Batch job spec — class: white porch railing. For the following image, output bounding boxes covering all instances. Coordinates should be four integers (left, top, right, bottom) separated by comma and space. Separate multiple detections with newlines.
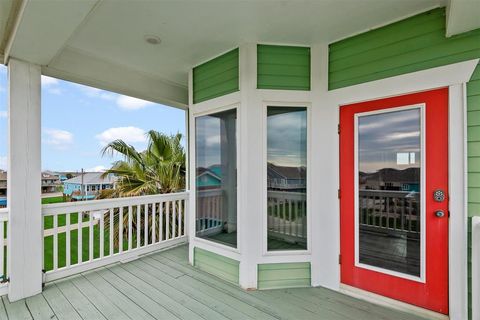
473, 216, 480, 320
0, 208, 7, 295
359, 190, 420, 234
42, 192, 188, 282
267, 191, 307, 242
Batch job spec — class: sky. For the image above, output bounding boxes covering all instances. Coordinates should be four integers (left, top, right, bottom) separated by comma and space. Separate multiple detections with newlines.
195, 107, 308, 170
0, 64, 186, 172
358, 108, 421, 173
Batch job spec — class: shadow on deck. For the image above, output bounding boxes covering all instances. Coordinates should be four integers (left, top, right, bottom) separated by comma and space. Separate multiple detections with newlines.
0, 245, 428, 320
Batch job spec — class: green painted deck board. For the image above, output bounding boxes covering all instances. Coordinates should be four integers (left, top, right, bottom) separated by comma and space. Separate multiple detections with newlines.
25, 293, 57, 320
0, 245, 430, 319
41, 284, 82, 320
55, 280, 107, 320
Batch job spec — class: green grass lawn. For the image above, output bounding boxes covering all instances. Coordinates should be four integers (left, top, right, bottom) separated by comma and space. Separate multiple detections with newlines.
42, 196, 65, 205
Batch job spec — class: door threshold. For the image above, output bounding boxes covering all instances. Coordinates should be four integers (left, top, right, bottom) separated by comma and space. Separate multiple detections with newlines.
339, 284, 449, 320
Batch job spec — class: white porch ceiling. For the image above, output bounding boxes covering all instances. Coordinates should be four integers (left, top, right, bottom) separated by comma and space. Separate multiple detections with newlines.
5, 0, 473, 108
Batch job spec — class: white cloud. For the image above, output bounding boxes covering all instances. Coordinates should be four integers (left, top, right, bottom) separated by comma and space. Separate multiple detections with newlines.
78, 85, 116, 101
0, 156, 6, 170
43, 128, 74, 150
86, 165, 107, 172
0, 111, 7, 118
41, 76, 62, 95
41, 76, 59, 86
95, 126, 147, 146
116, 95, 153, 110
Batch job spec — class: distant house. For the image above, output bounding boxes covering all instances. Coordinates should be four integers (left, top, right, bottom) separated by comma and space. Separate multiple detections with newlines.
0, 171, 6, 197
63, 172, 116, 200
360, 168, 420, 192
41, 172, 62, 193
196, 167, 222, 190
0, 171, 61, 196
267, 163, 306, 191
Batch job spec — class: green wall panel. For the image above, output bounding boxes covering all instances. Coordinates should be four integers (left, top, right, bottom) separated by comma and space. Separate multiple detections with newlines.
193, 48, 239, 104
257, 45, 310, 90
467, 63, 480, 320
194, 247, 239, 284
257, 262, 311, 290
328, 8, 480, 90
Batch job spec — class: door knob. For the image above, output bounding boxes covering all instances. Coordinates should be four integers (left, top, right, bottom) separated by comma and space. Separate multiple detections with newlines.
435, 210, 445, 218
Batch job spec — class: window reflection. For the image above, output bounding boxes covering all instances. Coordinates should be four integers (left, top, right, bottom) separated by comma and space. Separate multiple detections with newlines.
195, 109, 237, 248
358, 108, 421, 276
267, 107, 307, 251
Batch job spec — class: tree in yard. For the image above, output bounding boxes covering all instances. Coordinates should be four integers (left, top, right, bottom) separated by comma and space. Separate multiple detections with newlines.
99, 130, 186, 248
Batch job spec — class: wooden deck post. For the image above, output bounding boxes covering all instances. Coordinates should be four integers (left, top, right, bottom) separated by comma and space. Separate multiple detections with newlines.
7, 58, 43, 301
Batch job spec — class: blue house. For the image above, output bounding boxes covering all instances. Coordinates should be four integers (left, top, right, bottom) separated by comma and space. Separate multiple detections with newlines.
63, 172, 116, 200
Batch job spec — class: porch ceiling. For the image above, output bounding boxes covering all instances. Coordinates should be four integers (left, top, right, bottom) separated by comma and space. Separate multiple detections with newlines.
0, 0, 461, 108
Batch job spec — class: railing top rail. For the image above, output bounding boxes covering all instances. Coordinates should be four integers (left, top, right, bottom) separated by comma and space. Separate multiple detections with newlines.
359, 189, 417, 197
0, 208, 7, 221
42, 191, 189, 216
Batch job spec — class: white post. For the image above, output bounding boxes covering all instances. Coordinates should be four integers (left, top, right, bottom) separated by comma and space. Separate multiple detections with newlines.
7, 59, 43, 301
238, 43, 260, 289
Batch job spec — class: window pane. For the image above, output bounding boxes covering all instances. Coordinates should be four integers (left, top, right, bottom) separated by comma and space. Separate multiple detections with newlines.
195, 109, 237, 248
358, 108, 421, 277
267, 107, 307, 251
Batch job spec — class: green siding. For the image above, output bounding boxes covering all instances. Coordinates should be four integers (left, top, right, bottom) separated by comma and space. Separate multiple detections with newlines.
328, 8, 480, 90
193, 48, 239, 104
257, 45, 310, 90
468, 63, 480, 320
194, 247, 239, 284
258, 262, 311, 290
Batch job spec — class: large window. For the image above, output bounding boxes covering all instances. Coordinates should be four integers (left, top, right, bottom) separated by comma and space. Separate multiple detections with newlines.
195, 108, 237, 248
267, 107, 307, 251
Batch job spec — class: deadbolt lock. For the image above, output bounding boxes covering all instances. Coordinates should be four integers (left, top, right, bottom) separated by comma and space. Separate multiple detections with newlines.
433, 189, 445, 202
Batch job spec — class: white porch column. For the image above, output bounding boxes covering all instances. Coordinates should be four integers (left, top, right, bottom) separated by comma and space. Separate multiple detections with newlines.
7, 58, 43, 301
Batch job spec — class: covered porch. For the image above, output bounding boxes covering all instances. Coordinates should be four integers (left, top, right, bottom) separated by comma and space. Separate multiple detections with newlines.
1, 245, 427, 320
0, 1, 480, 320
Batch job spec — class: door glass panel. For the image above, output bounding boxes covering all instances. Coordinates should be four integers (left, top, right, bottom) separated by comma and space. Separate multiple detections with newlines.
195, 109, 237, 248
358, 108, 421, 277
267, 107, 307, 251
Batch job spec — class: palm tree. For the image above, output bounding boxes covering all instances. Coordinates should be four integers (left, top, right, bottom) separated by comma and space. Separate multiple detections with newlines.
99, 130, 186, 248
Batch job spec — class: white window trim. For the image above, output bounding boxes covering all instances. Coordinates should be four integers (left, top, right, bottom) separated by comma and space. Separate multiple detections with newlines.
261, 102, 312, 257
353, 104, 426, 283
189, 102, 242, 259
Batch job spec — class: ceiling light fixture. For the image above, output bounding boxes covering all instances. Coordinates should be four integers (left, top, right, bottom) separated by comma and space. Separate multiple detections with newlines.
144, 35, 161, 45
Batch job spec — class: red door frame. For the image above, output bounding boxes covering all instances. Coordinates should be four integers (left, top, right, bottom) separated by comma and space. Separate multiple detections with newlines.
339, 88, 449, 314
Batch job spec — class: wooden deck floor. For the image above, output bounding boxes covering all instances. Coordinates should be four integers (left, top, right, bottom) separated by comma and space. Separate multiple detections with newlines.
0, 245, 428, 320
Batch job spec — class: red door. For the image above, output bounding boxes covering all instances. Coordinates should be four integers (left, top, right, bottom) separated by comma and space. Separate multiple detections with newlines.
340, 89, 449, 314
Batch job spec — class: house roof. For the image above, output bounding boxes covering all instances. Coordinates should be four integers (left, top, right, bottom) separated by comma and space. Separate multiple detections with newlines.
361, 168, 420, 184
63, 172, 116, 185
267, 163, 306, 180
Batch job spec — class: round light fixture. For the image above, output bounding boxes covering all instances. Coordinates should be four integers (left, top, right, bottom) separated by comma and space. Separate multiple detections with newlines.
144, 35, 161, 45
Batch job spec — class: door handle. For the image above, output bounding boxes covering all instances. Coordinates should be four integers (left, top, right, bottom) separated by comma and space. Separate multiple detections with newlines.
435, 210, 445, 218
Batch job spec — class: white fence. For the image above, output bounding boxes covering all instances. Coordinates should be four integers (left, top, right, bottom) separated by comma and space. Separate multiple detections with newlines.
0, 208, 7, 295
359, 190, 420, 234
267, 191, 307, 242
41, 192, 188, 282
196, 189, 223, 236
473, 216, 480, 320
